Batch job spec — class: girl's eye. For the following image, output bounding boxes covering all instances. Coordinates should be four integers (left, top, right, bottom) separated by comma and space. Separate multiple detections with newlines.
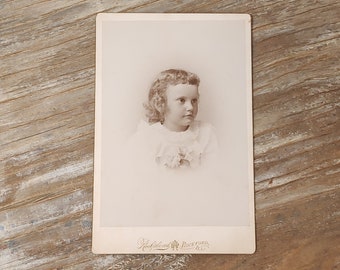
179, 98, 185, 103
192, 99, 198, 104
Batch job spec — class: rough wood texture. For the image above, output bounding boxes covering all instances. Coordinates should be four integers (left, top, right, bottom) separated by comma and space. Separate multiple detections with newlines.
1, 0, 339, 269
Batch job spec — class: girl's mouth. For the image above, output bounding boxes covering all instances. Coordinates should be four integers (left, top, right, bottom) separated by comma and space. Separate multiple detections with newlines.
183, 115, 194, 121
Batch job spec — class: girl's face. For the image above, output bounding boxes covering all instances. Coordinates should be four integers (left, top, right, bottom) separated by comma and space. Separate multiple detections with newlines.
163, 84, 199, 132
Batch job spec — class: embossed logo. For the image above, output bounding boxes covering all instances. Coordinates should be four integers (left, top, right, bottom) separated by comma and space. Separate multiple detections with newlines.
137, 238, 210, 252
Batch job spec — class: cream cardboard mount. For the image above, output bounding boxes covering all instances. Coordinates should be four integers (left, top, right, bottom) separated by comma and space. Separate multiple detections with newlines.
93, 13, 255, 254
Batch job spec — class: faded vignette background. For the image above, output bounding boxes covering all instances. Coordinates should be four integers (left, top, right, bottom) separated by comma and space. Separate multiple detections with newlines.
99, 17, 251, 227
1, 0, 338, 269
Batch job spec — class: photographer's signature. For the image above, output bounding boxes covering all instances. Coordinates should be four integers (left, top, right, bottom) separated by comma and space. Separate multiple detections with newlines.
137, 238, 210, 252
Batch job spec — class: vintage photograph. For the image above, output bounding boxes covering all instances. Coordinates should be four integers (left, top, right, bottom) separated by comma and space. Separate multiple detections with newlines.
93, 13, 255, 254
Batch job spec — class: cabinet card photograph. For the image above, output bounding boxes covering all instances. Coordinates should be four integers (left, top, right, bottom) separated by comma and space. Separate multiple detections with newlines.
93, 13, 255, 254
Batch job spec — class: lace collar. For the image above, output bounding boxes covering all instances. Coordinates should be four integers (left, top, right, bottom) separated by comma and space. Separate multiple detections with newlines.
151, 121, 200, 143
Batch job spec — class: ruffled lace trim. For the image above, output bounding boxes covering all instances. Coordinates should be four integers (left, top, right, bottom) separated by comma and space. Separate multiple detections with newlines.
152, 122, 203, 168
135, 120, 207, 169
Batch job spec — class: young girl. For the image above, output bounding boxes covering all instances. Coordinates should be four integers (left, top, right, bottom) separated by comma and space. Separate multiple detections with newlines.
116, 69, 222, 226
127, 69, 218, 170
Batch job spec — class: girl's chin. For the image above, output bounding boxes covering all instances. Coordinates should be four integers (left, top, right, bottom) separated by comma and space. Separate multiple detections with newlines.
179, 120, 194, 130
183, 117, 194, 125
163, 118, 195, 132
175, 123, 191, 132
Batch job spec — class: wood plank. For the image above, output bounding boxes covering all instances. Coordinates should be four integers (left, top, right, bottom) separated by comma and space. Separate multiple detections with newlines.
1, 0, 339, 269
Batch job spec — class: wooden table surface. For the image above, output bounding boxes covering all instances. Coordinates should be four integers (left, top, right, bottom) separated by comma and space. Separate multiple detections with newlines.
1, 0, 339, 269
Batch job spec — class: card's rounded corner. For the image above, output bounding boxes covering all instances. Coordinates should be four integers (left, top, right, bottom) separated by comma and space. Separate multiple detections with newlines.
248, 243, 256, 254
243, 14, 252, 24
91, 245, 102, 255
96, 13, 107, 22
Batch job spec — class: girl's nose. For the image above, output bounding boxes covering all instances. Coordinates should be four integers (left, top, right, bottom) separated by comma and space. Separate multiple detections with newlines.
185, 101, 193, 111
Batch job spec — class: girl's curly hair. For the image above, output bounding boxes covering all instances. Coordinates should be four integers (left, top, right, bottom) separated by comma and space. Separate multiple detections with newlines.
144, 69, 200, 123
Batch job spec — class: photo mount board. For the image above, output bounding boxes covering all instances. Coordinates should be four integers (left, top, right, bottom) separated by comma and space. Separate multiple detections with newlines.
93, 13, 255, 254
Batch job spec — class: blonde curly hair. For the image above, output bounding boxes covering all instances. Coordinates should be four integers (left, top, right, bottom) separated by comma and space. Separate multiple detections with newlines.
144, 69, 200, 123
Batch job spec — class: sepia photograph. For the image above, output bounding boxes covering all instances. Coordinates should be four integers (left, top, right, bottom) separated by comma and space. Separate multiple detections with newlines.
93, 13, 255, 254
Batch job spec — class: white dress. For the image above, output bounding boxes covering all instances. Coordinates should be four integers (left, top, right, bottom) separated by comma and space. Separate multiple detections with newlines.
109, 121, 228, 226
126, 120, 219, 170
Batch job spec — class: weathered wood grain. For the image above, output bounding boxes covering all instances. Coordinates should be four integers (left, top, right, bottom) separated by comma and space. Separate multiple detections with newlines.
1, 0, 339, 269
